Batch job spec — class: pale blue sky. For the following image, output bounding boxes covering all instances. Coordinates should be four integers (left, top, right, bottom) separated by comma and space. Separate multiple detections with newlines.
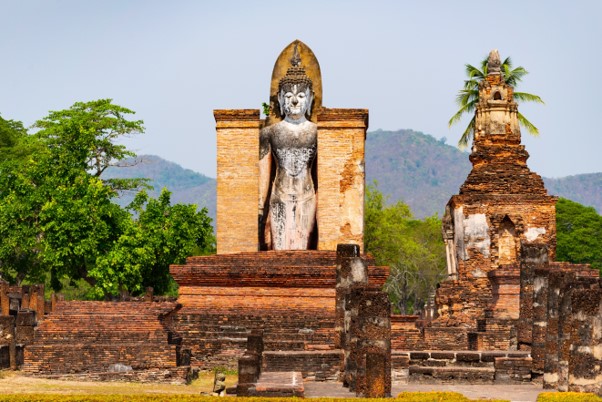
1, 0, 600, 178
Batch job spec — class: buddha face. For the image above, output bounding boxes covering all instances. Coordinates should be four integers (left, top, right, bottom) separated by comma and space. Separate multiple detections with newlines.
279, 84, 312, 120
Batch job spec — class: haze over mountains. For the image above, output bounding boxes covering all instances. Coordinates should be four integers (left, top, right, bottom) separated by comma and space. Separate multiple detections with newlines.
104, 130, 602, 221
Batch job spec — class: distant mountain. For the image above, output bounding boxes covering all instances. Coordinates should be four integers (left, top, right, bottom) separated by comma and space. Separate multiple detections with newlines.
544, 173, 602, 213
102, 131, 602, 222
365, 129, 471, 218
103, 155, 216, 221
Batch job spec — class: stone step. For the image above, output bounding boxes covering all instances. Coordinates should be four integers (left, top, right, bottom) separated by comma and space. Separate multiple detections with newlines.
186, 250, 348, 266
397, 350, 530, 367
171, 263, 388, 288
409, 365, 496, 384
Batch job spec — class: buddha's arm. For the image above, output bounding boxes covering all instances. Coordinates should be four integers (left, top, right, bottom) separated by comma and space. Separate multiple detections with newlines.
258, 129, 271, 217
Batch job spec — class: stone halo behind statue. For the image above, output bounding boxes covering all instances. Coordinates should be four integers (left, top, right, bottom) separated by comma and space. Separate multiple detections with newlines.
267, 40, 322, 125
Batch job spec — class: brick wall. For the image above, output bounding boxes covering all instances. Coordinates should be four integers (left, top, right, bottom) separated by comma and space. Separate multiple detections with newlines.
23, 301, 182, 377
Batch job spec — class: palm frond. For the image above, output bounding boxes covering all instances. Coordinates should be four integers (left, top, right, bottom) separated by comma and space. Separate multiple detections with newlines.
513, 91, 545, 104
455, 88, 478, 107
504, 66, 528, 86
448, 100, 477, 127
517, 112, 540, 136
465, 64, 485, 81
457, 116, 476, 149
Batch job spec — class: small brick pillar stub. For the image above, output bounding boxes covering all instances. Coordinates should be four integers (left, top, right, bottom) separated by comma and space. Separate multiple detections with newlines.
214, 109, 261, 254
518, 243, 548, 350
335, 244, 365, 349
145, 287, 154, 303
237, 330, 264, 396
247, 329, 264, 356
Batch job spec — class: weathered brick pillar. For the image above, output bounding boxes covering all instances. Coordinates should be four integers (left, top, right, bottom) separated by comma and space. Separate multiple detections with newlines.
29, 285, 45, 322
214, 109, 261, 254
531, 267, 551, 375
20, 286, 30, 310
317, 109, 368, 251
335, 244, 367, 349
557, 272, 578, 392
348, 288, 391, 398
568, 287, 602, 392
544, 270, 565, 390
0, 281, 9, 316
518, 243, 548, 350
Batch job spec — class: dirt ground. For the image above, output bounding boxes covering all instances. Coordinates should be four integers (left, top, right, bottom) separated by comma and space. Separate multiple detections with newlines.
0, 371, 555, 401
0, 371, 237, 395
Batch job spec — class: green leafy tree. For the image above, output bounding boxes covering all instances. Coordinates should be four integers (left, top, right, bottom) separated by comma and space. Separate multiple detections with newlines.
556, 198, 602, 271
448, 55, 544, 148
90, 189, 215, 298
364, 183, 446, 314
0, 100, 215, 298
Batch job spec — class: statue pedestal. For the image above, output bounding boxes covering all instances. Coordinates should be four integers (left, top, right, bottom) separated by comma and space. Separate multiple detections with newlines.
169, 250, 388, 368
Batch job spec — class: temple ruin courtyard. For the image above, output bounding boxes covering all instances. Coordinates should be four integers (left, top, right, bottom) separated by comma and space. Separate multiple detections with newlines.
1, 41, 602, 399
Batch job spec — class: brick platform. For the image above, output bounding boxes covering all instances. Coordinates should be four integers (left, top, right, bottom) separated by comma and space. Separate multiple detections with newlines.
170, 250, 387, 369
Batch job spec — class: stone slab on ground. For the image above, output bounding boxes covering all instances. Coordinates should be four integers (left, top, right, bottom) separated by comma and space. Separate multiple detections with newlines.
254, 371, 304, 397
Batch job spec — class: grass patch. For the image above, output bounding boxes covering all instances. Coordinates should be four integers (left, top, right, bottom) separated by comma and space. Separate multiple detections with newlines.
537, 392, 602, 402
397, 391, 508, 401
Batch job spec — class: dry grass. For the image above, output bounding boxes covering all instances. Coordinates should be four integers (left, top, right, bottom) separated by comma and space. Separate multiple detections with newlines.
0, 371, 236, 395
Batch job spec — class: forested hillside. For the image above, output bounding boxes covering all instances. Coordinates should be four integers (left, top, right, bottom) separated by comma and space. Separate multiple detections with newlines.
103, 155, 216, 221
104, 130, 602, 220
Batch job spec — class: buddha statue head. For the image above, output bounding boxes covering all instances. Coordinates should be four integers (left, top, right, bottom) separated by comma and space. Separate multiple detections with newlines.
278, 44, 314, 121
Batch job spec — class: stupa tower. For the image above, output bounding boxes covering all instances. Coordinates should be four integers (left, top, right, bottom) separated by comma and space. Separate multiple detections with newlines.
438, 50, 557, 326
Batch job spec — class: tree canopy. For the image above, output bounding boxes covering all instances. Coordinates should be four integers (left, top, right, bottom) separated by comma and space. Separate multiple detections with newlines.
0, 100, 215, 298
364, 183, 446, 314
556, 197, 602, 271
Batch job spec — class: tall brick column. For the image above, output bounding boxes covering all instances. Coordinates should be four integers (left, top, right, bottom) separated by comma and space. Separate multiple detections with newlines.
214, 109, 262, 254
317, 109, 368, 251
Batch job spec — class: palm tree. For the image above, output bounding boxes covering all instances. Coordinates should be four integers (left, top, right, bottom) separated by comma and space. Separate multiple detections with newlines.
449, 55, 544, 148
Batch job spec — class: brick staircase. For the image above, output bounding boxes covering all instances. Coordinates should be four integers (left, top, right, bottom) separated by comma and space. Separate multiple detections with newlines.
23, 301, 188, 382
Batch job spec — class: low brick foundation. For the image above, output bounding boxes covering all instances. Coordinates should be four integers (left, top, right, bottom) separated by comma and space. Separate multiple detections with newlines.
23, 300, 186, 381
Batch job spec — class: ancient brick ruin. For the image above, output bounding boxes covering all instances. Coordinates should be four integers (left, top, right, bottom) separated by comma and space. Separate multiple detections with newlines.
387, 50, 602, 393
4, 45, 602, 396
